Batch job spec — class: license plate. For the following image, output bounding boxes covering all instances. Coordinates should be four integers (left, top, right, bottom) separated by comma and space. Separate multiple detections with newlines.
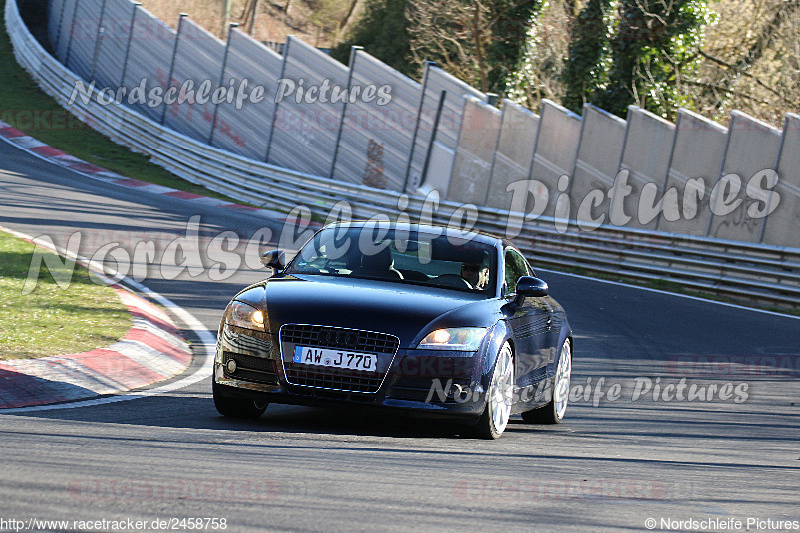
293, 346, 378, 372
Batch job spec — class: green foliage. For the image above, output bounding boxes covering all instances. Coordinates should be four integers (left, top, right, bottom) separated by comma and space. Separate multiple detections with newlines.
561, 0, 615, 113
595, 0, 716, 119
330, 0, 415, 76
485, 0, 545, 94
400, 0, 545, 93
504, 1, 549, 108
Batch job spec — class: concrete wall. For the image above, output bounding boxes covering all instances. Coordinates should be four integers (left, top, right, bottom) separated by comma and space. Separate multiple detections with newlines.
64, 0, 101, 81
45, 0, 800, 251
528, 100, 581, 219
120, 6, 175, 122
707, 111, 782, 243
407, 65, 485, 191
93, 0, 135, 91
615, 107, 676, 230
267, 36, 348, 178
211, 28, 282, 161
761, 113, 800, 247
656, 109, 728, 236
484, 100, 541, 212
162, 19, 225, 144
47, 0, 64, 54
332, 50, 421, 190
570, 104, 626, 227
447, 97, 502, 204
54, 0, 77, 63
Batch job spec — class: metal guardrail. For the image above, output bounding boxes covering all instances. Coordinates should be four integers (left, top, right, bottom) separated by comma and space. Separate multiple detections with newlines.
6, 0, 800, 308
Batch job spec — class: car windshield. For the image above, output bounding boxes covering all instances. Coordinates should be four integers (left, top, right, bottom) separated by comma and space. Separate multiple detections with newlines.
284, 225, 498, 294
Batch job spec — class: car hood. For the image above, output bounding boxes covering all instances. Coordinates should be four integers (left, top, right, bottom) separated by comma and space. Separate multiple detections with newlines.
239, 275, 504, 347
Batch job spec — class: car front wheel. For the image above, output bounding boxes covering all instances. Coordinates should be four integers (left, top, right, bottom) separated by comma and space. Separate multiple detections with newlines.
213, 381, 269, 419
473, 341, 514, 439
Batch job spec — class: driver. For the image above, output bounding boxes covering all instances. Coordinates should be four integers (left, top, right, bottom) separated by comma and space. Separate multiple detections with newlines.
461, 256, 490, 289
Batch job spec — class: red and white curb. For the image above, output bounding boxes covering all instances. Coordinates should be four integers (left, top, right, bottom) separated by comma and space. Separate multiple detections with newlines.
0, 287, 192, 408
0, 224, 213, 411
0, 119, 284, 222
0, 114, 329, 410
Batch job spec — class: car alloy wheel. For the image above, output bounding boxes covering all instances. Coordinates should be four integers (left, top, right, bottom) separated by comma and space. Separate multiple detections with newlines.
474, 341, 514, 439
521, 339, 571, 424
553, 339, 572, 420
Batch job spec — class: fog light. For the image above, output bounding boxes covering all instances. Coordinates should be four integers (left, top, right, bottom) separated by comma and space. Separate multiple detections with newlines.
448, 383, 464, 398
226, 359, 237, 373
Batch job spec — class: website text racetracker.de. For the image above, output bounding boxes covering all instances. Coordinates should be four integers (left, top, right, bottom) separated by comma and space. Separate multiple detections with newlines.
0, 517, 228, 531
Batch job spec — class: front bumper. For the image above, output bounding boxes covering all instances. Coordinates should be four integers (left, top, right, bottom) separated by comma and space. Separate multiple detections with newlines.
214, 325, 489, 420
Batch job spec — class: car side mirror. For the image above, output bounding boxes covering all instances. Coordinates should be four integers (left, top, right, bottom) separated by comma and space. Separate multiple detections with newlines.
514, 276, 548, 305
260, 250, 286, 273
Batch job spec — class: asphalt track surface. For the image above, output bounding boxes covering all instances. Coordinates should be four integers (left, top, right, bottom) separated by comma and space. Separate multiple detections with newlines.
1, 137, 799, 533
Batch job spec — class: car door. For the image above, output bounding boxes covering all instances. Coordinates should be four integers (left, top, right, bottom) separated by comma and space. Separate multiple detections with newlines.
503, 248, 553, 392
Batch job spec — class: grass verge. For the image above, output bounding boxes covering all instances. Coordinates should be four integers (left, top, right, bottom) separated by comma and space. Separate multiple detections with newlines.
0, 230, 131, 360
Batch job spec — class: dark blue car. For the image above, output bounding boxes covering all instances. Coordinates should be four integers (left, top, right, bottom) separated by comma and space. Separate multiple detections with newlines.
213, 221, 572, 438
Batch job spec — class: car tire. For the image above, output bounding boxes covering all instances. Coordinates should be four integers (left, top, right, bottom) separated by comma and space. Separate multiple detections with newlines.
473, 341, 514, 439
522, 339, 571, 424
213, 381, 269, 419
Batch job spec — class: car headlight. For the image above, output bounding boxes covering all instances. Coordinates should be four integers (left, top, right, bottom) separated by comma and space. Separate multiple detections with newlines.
417, 327, 487, 351
226, 301, 265, 331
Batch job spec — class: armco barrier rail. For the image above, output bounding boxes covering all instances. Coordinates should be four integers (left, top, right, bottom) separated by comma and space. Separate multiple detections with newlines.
5, 0, 800, 308
42, 0, 800, 250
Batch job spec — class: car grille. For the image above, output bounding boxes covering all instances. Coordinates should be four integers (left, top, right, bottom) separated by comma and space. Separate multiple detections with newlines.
281, 324, 399, 354
283, 363, 384, 392
223, 352, 279, 384
279, 324, 399, 393
388, 378, 471, 403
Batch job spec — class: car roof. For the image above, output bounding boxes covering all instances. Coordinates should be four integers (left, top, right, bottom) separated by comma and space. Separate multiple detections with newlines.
321, 220, 506, 248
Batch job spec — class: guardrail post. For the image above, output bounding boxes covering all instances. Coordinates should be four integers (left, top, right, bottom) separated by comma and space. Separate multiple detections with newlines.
209, 23, 238, 146
265, 35, 292, 163
53, 0, 70, 56
484, 98, 505, 206
705, 112, 734, 237
403, 61, 436, 192
759, 114, 788, 243
652, 113, 679, 232
420, 89, 446, 189
555, 102, 588, 210
63, 0, 82, 70
602, 104, 633, 223
119, 3, 142, 88
160, 13, 187, 126
329, 45, 362, 179
89, 0, 108, 82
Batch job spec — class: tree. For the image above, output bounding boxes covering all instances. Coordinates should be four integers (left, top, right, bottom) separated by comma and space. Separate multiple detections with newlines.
503, 1, 554, 109
561, 0, 615, 113
330, 0, 415, 76
485, 0, 544, 94
692, 0, 800, 123
595, 0, 715, 119
406, 0, 544, 93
